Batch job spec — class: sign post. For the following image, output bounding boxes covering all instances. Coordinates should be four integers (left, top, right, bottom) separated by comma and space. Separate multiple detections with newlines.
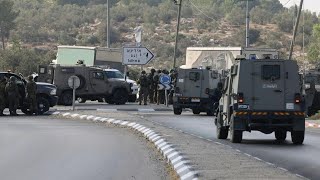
68, 75, 80, 111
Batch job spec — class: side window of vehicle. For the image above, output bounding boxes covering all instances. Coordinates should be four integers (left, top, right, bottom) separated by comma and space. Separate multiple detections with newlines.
262, 65, 280, 80
189, 72, 200, 81
93, 72, 104, 80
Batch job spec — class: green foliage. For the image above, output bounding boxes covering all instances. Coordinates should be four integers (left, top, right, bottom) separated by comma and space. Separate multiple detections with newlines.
0, 0, 19, 49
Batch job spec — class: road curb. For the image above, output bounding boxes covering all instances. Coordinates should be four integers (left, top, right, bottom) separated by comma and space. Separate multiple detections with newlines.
51, 111, 199, 180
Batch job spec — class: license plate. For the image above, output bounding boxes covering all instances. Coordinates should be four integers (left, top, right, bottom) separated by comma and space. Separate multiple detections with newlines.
191, 98, 200, 102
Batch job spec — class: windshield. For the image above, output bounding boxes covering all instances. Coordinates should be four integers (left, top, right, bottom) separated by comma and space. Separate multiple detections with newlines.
104, 71, 124, 79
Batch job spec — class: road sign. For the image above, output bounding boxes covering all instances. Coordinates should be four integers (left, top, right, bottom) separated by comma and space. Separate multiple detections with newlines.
158, 84, 173, 90
68, 75, 80, 89
123, 47, 154, 65
159, 75, 171, 85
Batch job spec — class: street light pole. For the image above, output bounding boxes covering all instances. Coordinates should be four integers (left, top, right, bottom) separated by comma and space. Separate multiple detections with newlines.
289, 0, 304, 60
173, 0, 182, 69
107, 0, 110, 48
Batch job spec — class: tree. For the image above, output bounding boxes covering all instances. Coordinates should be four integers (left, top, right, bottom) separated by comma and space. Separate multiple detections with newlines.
0, 0, 19, 50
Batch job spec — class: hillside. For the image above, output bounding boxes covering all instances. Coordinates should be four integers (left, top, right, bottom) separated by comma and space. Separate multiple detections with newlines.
1, 0, 320, 74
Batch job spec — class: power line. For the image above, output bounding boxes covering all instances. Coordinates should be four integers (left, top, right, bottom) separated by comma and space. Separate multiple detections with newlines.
283, 0, 292, 6
187, 0, 215, 21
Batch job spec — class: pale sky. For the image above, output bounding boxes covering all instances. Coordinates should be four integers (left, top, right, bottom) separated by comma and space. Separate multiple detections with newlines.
279, 0, 320, 14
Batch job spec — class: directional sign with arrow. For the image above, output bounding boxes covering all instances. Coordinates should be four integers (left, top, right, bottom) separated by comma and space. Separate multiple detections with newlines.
123, 47, 154, 65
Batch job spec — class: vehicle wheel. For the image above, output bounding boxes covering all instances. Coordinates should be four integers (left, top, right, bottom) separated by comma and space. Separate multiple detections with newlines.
37, 97, 50, 115
275, 130, 287, 141
77, 97, 87, 103
192, 109, 201, 115
113, 89, 128, 105
173, 108, 182, 115
291, 131, 305, 145
206, 109, 214, 116
230, 115, 243, 143
217, 126, 229, 139
105, 97, 115, 104
128, 95, 137, 102
21, 101, 32, 115
60, 91, 73, 106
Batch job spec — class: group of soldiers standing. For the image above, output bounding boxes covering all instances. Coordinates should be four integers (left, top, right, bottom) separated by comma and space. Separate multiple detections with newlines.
137, 68, 177, 105
0, 75, 38, 116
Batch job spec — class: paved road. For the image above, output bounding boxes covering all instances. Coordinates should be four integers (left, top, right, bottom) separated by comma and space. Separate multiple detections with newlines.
142, 111, 320, 180
0, 116, 169, 180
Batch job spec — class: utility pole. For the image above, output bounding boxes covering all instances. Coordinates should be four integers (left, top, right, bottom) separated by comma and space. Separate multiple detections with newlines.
173, 0, 182, 69
107, 0, 110, 48
245, 0, 250, 47
289, 0, 304, 60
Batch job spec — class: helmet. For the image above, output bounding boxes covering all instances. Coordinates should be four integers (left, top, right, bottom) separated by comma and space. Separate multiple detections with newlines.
141, 70, 146, 74
150, 68, 156, 73
28, 75, 34, 81
157, 69, 162, 73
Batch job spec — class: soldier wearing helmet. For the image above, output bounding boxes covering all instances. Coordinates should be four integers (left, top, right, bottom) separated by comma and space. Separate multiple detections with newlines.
148, 68, 156, 103
0, 76, 7, 116
26, 75, 38, 115
5, 76, 20, 116
137, 70, 149, 105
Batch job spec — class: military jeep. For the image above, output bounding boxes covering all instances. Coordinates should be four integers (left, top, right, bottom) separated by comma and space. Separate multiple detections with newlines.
173, 68, 222, 116
37, 64, 132, 106
215, 58, 305, 144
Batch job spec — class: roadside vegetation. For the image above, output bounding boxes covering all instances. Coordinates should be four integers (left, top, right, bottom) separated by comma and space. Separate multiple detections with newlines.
0, 0, 320, 74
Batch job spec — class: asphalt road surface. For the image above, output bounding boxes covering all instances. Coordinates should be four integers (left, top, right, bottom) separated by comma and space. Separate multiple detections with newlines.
142, 111, 320, 180
0, 116, 169, 180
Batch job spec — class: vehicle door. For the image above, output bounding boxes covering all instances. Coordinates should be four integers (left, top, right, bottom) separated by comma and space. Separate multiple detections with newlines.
89, 70, 107, 95
252, 61, 285, 110
186, 70, 203, 98
38, 65, 54, 83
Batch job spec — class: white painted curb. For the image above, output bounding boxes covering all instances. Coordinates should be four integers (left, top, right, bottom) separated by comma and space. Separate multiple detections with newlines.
52, 111, 199, 180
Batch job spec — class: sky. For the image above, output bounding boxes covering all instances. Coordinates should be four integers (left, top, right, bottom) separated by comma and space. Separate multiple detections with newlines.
279, 0, 320, 14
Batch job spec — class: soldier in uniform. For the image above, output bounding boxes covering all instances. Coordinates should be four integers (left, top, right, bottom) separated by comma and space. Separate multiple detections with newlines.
26, 75, 38, 115
157, 69, 166, 105
0, 76, 7, 116
169, 69, 177, 104
153, 70, 161, 104
137, 70, 149, 105
148, 69, 156, 103
5, 76, 20, 116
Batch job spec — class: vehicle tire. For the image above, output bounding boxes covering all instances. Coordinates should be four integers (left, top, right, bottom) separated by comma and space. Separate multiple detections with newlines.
21, 100, 32, 115
206, 109, 214, 116
77, 97, 87, 103
291, 131, 305, 145
173, 108, 182, 115
128, 95, 137, 102
105, 97, 115, 104
113, 89, 128, 105
192, 109, 201, 115
37, 97, 50, 115
275, 130, 287, 141
217, 126, 229, 139
60, 91, 73, 106
230, 115, 243, 143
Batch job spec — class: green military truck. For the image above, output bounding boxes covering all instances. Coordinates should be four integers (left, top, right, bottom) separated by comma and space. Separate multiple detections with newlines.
173, 68, 222, 116
37, 64, 132, 106
215, 58, 305, 144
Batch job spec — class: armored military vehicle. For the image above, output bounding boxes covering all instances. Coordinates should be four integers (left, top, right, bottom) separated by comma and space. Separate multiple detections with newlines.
304, 69, 320, 116
37, 64, 132, 106
215, 58, 305, 144
0, 72, 58, 115
173, 68, 222, 116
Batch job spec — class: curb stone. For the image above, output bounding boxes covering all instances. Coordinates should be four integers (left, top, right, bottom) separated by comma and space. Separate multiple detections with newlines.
50, 111, 199, 180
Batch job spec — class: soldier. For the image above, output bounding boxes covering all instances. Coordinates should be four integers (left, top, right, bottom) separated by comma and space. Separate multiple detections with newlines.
0, 76, 7, 116
153, 70, 161, 104
169, 69, 177, 104
157, 69, 166, 105
137, 70, 149, 105
5, 76, 20, 116
26, 75, 38, 115
148, 69, 156, 103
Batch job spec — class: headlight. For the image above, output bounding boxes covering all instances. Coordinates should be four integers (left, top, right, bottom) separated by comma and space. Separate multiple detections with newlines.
50, 89, 57, 95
